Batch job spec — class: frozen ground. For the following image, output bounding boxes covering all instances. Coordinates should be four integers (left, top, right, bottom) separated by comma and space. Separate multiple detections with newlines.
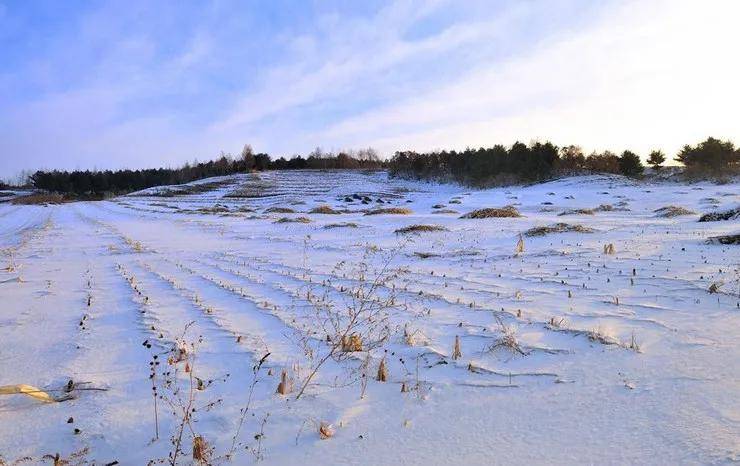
0, 170, 738, 465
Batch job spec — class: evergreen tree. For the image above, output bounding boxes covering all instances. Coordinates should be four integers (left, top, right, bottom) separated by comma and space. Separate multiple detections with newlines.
647, 150, 666, 170
618, 150, 644, 177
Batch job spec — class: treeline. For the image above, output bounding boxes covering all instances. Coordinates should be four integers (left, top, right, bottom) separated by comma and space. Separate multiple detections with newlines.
29, 146, 385, 196
24, 137, 740, 195
389, 137, 739, 185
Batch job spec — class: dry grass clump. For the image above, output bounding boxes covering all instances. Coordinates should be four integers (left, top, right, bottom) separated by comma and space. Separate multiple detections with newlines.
11, 193, 66, 205
309, 205, 341, 214
603, 243, 616, 254
699, 207, 740, 222
364, 207, 412, 215
276, 369, 292, 395
340, 334, 363, 352
487, 325, 528, 356
524, 223, 594, 237
706, 234, 739, 245
460, 206, 520, 219
274, 216, 311, 224
432, 209, 459, 214
394, 224, 448, 235
654, 205, 696, 217
192, 436, 211, 464
413, 251, 440, 259
323, 222, 358, 229
178, 179, 233, 195
586, 326, 619, 346
264, 206, 296, 214
195, 205, 230, 214
376, 358, 388, 382
558, 208, 594, 216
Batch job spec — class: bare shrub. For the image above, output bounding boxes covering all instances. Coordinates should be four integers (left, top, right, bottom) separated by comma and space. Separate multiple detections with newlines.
487, 321, 528, 356
293, 247, 405, 399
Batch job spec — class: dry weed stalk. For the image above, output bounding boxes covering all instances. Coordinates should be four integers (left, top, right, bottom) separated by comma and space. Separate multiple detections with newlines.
293, 245, 405, 400
515, 234, 525, 255
376, 358, 388, 382
276, 369, 292, 395
603, 243, 616, 255
452, 335, 462, 360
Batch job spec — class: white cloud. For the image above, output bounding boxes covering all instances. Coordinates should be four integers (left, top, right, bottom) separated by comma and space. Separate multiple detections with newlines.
308, 0, 740, 158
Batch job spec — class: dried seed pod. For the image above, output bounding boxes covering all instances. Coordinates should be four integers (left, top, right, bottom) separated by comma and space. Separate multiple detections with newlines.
193, 436, 209, 463
319, 422, 334, 439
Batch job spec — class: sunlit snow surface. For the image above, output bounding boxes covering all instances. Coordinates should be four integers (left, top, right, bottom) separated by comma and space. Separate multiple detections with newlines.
1, 170, 738, 464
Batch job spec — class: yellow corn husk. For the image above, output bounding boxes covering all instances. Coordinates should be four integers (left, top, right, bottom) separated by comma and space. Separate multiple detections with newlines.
0, 384, 56, 403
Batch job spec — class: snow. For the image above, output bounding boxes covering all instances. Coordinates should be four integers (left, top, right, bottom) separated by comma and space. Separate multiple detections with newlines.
1, 170, 738, 464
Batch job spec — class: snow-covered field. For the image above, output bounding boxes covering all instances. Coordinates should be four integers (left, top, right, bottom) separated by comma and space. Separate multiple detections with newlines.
1, 170, 738, 465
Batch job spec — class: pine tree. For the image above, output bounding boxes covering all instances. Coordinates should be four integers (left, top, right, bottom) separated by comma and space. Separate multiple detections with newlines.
647, 150, 666, 171
619, 150, 644, 178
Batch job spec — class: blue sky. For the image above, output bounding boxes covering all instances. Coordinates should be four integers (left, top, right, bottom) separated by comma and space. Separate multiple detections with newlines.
1, 0, 738, 178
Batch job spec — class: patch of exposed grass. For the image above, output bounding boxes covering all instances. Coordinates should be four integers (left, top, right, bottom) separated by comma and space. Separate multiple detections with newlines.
594, 204, 614, 212
265, 206, 296, 214
558, 208, 595, 216
706, 233, 739, 245
699, 207, 740, 222
654, 205, 696, 217
274, 216, 312, 224
524, 223, 594, 237
323, 222, 358, 229
309, 205, 341, 214
11, 193, 66, 205
413, 251, 441, 259
364, 207, 412, 215
432, 209, 459, 214
394, 224, 448, 234
460, 206, 520, 219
